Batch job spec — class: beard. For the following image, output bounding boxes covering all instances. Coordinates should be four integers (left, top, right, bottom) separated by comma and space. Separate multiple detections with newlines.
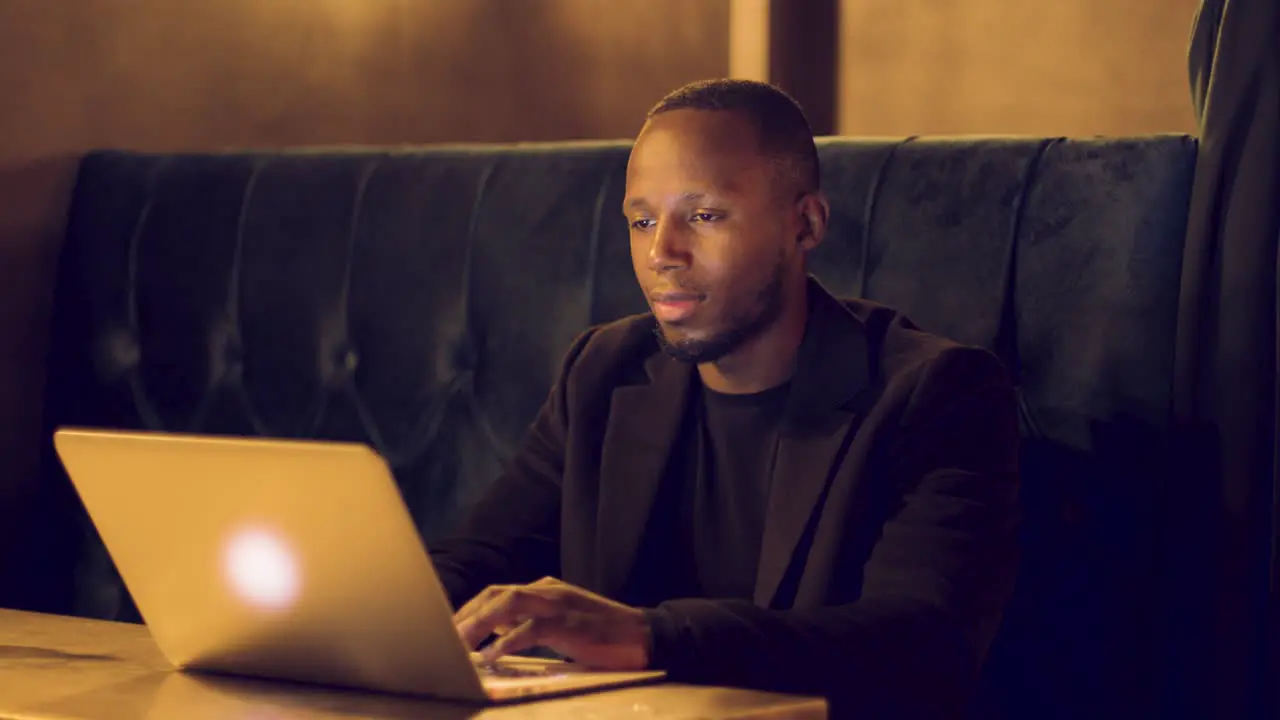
655, 258, 787, 365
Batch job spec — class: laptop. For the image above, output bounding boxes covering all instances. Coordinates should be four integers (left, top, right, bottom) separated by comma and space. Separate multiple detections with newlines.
52, 427, 666, 704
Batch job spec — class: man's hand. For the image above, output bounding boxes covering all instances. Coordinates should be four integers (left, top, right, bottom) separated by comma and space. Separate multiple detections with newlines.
454, 577, 651, 671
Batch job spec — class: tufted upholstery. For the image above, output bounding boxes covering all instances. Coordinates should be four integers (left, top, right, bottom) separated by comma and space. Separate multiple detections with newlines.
29, 135, 1196, 716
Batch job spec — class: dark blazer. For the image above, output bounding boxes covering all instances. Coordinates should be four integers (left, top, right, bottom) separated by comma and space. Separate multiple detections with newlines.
429, 277, 1021, 718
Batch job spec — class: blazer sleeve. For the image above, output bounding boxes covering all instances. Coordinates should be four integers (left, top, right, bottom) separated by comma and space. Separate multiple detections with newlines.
643, 346, 1021, 719
427, 328, 596, 609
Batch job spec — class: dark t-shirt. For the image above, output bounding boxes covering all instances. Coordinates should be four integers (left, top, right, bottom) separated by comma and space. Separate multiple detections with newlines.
685, 381, 789, 599
623, 378, 789, 605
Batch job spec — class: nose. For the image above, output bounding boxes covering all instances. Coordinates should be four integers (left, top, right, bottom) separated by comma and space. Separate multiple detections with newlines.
646, 219, 690, 272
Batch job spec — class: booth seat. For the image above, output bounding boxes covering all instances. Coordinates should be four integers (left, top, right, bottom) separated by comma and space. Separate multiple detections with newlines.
22, 135, 1197, 717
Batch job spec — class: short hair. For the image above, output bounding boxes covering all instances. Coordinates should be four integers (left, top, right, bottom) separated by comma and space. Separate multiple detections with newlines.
646, 78, 820, 192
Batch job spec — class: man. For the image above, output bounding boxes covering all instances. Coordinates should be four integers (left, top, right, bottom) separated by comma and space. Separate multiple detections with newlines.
429, 79, 1021, 718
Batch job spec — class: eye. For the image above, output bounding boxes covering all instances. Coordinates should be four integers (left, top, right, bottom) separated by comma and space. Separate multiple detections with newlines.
691, 211, 722, 223
630, 218, 655, 230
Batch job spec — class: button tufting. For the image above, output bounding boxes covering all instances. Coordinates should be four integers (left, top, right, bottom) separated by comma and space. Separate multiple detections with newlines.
340, 348, 359, 374
452, 339, 478, 372
96, 330, 141, 378
222, 341, 245, 383
324, 346, 359, 386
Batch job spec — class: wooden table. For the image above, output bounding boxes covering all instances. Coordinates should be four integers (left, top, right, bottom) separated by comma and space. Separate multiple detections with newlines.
0, 609, 826, 719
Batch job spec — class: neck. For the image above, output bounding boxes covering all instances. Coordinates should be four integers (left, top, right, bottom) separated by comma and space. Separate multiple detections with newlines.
697, 281, 810, 395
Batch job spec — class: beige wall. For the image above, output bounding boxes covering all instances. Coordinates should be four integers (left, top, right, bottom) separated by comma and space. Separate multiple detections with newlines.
837, 0, 1202, 136
0, 0, 729, 601
0, 0, 1208, 603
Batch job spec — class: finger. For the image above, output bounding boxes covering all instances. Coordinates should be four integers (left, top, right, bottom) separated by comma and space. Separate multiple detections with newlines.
456, 579, 566, 625
456, 587, 562, 650
456, 594, 511, 649
480, 613, 597, 663
454, 583, 528, 628
458, 591, 528, 651
455, 587, 517, 650
482, 612, 613, 667
453, 586, 502, 627
480, 617, 545, 661
458, 579, 562, 629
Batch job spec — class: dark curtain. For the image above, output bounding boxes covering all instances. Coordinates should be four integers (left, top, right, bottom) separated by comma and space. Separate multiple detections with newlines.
1170, 0, 1280, 717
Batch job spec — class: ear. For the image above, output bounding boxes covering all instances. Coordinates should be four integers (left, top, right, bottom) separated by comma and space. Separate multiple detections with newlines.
795, 191, 830, 252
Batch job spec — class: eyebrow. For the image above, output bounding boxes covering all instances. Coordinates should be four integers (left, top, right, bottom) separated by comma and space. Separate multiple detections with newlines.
623, 191, 719, 211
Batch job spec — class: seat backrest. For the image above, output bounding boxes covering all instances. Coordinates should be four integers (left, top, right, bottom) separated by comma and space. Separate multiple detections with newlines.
33, 135, 1196, 716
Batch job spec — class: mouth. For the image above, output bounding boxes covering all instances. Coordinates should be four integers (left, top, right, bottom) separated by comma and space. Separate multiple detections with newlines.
650, 291, 705, 324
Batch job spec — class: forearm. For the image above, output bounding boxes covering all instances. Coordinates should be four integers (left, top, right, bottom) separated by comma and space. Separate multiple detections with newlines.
645, 597, 979, 717
426, 457, 563, 609
425, 332, 583, 609
429, 533, 557, 609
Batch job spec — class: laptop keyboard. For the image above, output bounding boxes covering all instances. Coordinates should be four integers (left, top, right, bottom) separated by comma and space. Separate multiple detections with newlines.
476, 661, 556, 679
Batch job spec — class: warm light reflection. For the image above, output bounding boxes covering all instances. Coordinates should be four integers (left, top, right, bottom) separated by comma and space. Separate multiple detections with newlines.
222, 527, 300, 612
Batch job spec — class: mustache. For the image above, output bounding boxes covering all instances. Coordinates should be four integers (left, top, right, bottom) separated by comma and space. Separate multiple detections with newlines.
649, 287, 705, 301
648, 276, 704, 297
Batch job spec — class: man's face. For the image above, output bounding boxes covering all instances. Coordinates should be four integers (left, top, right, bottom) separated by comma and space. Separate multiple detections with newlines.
623, 110, 801, 364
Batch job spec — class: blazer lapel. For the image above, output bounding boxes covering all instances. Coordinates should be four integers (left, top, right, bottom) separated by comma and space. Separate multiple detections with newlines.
753, 278, 872, 608
595, 350, 693, 598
